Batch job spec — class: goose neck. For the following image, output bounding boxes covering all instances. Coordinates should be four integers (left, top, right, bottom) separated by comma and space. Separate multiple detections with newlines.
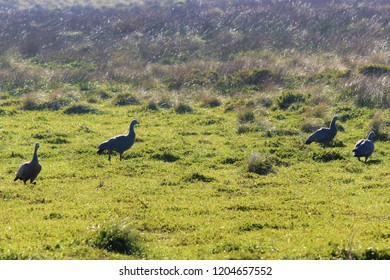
129, 124, 136, 136
32, 147, 39, 161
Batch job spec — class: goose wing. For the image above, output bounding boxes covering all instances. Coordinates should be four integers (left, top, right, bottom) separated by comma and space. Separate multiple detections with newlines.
306, 127, 331, 144
353, 139, 365, 151
98, 134, 131, 152
15, 162, 30, 179
353, 139, 374, 157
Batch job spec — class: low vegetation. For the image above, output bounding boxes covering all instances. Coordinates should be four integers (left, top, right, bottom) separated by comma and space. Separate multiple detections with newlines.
0, 0, 389, 260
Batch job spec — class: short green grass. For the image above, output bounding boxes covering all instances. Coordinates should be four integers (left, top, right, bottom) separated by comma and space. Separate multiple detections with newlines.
0, 96, 389, 260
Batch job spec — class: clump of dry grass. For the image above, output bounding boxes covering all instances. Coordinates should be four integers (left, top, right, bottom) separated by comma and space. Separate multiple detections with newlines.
21, 94, 40, 110
112, 92, 141, 106
300, 118, 323, 133
200, 96, 222, 108
369, 110, 390, 141
344, 75, 390, 108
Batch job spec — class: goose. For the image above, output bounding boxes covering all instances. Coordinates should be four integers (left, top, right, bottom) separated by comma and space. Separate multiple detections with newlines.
353, 131, 375, 162
14, 142, 42, 185
97, 119, 139, 161
305, 115, 339, 147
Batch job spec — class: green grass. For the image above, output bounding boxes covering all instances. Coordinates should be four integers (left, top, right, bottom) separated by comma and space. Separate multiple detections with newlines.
0, 96, 389, 260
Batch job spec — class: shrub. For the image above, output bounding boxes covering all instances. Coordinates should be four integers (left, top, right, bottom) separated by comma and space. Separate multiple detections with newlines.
152, 151, 180, 162
312, 150, 344, 162
113, 92, 140, 106
21, 94, 40, 110
345, 76, 390, 108
146, 101, 159, 111
237, 124, 261, 134
157, 97, 173, 109
369, 111, 390, 141
37, 89, 74, 110
332, 246, 390, 260
358, 64, 390, 76
276, 90, 305, 110
89, 224, 143, 256
247, 152, 273, 175
175, 102, 193, 114
200, 96, 221, 108
63, 103, 100, 114
19, 40, 39, 58
186, 71, 219, 88
231, 68, 273, 87
184, 172, 214, 183
92, 89, 112, 100
238, 110, 255, 123
300, 119, 323, 133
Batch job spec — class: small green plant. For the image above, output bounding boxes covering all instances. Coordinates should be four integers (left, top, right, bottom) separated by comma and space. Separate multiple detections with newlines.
152, 151, 180, 162
312, 150, 344, 162
358, 64, 390, 76
157, 97, 173, 109
246, 152, 273, 175
184, 172, 214, 182
113, 92, 140, 106
200, 96, 221, 108
146, 101, 159, 111
63, 103, 100, 114
276, 90, 305, 110
89, 224, 143, 256
369, 111, 390, 141
238, 110, 255, 123
300, 119, 322, 133
175, 102, 193, 114
21, 94, 40, 110
231, 68, 273, 87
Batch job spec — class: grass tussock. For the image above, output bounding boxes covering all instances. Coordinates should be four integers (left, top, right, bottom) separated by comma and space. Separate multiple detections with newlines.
175, 102, 194, 114
112, 92, 141, 106
312, 150, 345, 162
88, 224, 143, 256
63, 103, 100, 115
358, 64, 390, 77
246, 152, 274, 175
276, 90, 305, 110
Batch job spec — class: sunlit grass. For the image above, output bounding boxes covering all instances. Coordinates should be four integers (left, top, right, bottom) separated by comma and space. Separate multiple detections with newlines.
0, 95, 389, 259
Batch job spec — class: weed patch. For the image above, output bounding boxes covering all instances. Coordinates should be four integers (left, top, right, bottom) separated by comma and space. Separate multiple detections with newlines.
113, 93, 140, 106
246, 153, 274, 175
358, 64, 390, 77
184, 172, 214, 183
276, 90, 305, 110
63, 103, 100, 115
200, 96, 221, 108
238, 110, 255, 124
88, 224, 143, 256
152, 151, 180, 162
312, 150, 344, 162
175, 102, 194, 114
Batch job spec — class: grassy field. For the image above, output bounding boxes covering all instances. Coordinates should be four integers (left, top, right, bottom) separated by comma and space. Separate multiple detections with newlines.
0, 0, 389, 260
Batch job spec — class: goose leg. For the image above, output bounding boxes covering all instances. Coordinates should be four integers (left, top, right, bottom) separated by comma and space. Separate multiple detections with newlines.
108, 150, 112, 161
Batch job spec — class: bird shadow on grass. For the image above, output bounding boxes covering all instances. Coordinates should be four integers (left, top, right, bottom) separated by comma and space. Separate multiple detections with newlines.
365, 159, 382, 165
